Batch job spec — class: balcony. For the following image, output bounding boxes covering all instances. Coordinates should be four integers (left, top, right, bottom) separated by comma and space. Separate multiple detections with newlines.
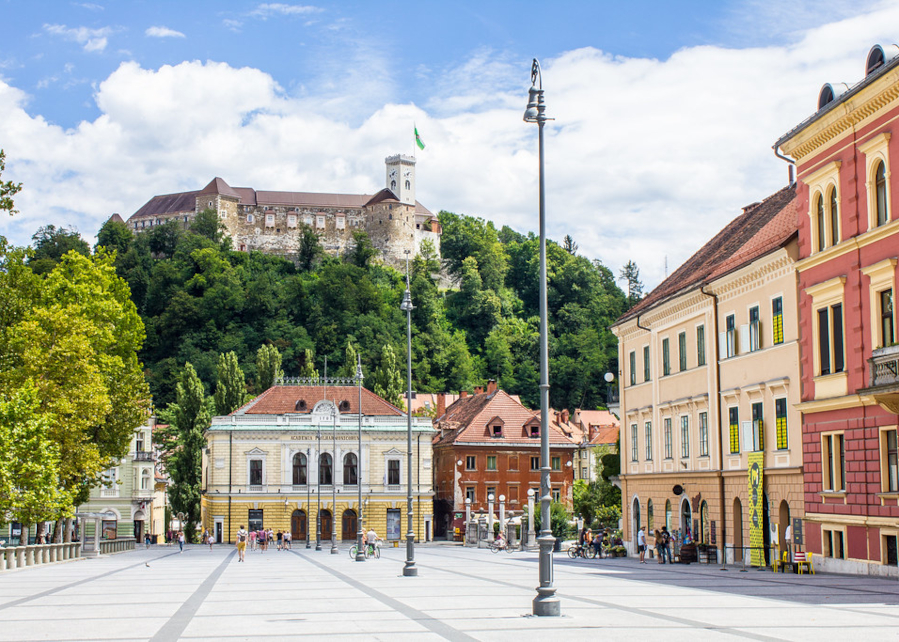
860, 345, 899, 413
133, 451, 155, 462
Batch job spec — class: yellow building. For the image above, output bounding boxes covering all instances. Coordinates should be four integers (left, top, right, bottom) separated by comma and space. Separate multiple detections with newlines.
612, 186, 804, 563
201, 381, 434, 544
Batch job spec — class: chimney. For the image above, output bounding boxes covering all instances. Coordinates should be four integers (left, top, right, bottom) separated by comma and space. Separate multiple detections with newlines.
474, 386, 483, 395
436, 393, 446, 418
589, 425, 597, 441
561, 409, 569, 424
460, 390, 468, 398
486, 379, 497, 394
553, 411, 560, 424
573, 409, 581, 425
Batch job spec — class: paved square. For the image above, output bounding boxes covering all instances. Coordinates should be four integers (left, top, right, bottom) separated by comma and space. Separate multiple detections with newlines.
1, 543, 898, 641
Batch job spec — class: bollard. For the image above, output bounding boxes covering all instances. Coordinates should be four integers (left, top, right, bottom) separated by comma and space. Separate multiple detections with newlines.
0, 548, 6, 571
24, 546, 34, 567
720, 544, 727, 571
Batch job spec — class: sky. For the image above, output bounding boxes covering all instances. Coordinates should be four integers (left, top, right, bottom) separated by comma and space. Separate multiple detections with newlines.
0, 0, 897, 290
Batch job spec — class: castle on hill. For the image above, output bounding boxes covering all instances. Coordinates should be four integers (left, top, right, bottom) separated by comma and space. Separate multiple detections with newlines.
124, 154, 442, 264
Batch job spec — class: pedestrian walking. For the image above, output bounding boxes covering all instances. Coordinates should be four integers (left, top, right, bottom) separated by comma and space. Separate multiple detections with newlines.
654, 529, 663, 563
236, 525, 248, 562
277, 530, 283, 551
637, 525, 646, 563
660, 526, 672, 563
283, 531, 291, 550
208, 531, 215, 550
259, 529, 267, 553
249, 529, 257, 551
178, 530, 185, 553
144, 533, 151, 549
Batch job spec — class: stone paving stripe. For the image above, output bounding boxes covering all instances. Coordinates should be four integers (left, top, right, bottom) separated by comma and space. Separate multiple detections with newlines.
150, 550, 236, 642
420, 560, 782, 641
291, 550, 477, 642
0, 550, 182, 612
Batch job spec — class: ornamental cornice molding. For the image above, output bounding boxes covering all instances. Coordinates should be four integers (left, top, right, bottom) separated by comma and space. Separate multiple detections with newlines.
787, 81, 899, 162
707, 252, 794, 301
639, 290, 712, 329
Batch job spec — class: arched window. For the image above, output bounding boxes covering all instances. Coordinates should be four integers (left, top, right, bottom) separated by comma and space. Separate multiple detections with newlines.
876, 160, 889, 226
816, 194, 826, 251
319, 453, 333, 485
292, 453, 307, 485
829, 187, 839, 245
647, 499, 654, 531
140, 469, 151, 491
343, 453, 358, 486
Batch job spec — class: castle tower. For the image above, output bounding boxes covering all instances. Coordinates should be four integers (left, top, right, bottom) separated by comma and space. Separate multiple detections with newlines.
385, 154, 416, 206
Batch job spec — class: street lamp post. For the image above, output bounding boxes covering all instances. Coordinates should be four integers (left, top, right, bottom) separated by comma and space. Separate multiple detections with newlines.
400, 250, 418, 577
316, 429, 322, 551
306, 447, 311, 549
355, 355, 366, 561
604, 371, 614, 406
524, 57, 560, 617
331, 409, 338, 554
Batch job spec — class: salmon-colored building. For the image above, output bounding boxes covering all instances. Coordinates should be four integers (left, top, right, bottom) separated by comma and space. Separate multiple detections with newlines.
776, 44, 899, 575
431, 382, 577, 539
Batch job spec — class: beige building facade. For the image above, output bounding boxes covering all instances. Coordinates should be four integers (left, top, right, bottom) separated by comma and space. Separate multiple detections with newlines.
613, 186, 804, 563
201, 382, 435, 545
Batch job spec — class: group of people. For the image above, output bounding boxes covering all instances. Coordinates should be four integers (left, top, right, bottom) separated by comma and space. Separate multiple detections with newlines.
578, 526, 621, 558
636, 525, 674, 563
233, 526, 294, 561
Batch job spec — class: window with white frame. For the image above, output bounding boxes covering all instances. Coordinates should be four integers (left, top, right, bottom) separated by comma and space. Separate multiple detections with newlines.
643, 345, 651, 381
697, 325, 706, 366
387, 459, 400, 485
858, 132, 891, 230
644, 421, 652, 460
664, 418, 672, 459
822, 433, 845, 492
287, 214, 297, 228
699, 412, 709, 457
246, 213, 255, 224
861, 259, 897, 350
678, 331, 687, 371
726, 314, 736, 357
249, 459, 263, 486
631, 423, 638, 462
772, 296, 784, 345
749, 306, 761, 351
662, 338, 670, 376
802, 160, 840, 253
265, 214, 275, 227
750, 402, 764, 452
336, 215, 345, 230
629, 350, 636, 385
316, 215, 325, 229
680, 416, 689, 458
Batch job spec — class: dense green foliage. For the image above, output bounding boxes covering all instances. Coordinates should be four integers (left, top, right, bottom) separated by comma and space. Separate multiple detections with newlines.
82, 207, 627, 410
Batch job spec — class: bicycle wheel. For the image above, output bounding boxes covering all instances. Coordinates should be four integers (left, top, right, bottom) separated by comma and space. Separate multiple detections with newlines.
567, 546, 577, 559
586, 546, 597, 559
349, 545, 358, 559
491, 543, 500, 554
505, 543, 514, 554
373, 545, 380, 559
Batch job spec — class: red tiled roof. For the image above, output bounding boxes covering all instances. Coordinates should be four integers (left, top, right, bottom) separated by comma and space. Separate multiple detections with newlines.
617, 184, 797, 324
131, 190, 199, 220
232, 385, 403, 416
575, 409, 619, 428
590, 425, 620, 446
433, 389, 576, 446
200, 177, 242, 199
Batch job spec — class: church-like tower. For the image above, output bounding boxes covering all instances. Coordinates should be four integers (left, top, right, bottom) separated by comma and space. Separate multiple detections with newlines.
385, 154, 416, 206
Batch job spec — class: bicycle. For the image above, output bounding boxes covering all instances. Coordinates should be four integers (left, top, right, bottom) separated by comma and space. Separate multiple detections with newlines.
567, 543, 597, 559
488, 539, 514, 554
348, 543, 380, 559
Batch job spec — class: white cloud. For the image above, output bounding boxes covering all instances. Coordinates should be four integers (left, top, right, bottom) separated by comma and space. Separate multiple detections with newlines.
223, 19, 243, 32
2, 5, 898, 290
145, 26, 186, 39
43, 24, 113, 52
75, 3, 104, 11
250, 4, 323, 19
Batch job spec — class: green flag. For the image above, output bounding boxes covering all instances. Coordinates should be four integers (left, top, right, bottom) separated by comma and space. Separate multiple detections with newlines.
415, 126, 425, 151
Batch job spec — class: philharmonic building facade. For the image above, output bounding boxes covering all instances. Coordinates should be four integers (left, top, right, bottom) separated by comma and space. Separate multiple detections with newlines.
201, 381, 435, 545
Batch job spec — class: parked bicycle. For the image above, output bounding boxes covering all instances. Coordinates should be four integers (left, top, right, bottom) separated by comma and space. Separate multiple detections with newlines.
567, 543, 597, 559
348, 543, 381, 559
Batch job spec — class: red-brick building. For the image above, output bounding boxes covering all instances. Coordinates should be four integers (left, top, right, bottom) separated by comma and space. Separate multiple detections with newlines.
776, 44, 899, 574
431, 382, 577, 538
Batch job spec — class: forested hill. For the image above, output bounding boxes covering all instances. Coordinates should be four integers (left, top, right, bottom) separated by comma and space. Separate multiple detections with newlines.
51, 209, 629, 411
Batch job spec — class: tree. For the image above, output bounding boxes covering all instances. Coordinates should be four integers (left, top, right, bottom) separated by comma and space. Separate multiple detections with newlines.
339, 342, 359, 378
372, 343, 404, 407
96, 218, 134, 257
296, 224, 323, 271
563, 234, 579, 255
167, 363, 209, 542
299, 348, 319, 378
0, 383, 73, 530
191, 208, 226, 243
0, 149, 22, 215
214, 351, 248, 415
619, 260, 644, 307
0, 249, 150, 510
28, 225, 90, 275
256, 344, 283, 391
347, 230, 378, 268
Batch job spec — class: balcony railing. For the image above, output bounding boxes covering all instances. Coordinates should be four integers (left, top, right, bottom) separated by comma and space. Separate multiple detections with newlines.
869, 345, 899, 387
133, 451, 155, 462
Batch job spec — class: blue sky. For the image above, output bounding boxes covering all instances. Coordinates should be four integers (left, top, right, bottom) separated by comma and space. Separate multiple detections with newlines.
0, 1, 894, 287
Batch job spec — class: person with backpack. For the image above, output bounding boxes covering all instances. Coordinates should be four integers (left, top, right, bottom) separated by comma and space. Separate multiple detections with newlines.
236, 525, 248, 562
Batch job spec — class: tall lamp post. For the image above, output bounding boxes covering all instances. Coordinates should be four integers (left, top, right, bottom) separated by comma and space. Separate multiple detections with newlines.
401, 251, 418, 577
524, 57, 559, 617
331, 408, 338, 554
306, 447, 312, 549
604, 371, 614, 406
355, 355, 366, 561
316, 428, 322, 551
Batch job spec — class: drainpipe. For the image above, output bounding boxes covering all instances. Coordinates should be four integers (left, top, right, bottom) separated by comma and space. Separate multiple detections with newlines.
773, 145, 796, 186
636, 314, 650, 333
700, 284, 726, 557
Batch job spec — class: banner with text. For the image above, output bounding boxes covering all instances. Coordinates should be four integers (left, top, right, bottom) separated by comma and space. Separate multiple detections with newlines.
747, 452, 765, 566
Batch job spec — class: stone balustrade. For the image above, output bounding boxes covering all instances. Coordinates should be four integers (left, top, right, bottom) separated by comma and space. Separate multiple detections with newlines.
98, 538, 136, 555
0, 542, 82, 572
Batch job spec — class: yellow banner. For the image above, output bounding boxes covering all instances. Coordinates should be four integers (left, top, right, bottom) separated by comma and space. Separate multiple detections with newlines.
747, 452, 765, 566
